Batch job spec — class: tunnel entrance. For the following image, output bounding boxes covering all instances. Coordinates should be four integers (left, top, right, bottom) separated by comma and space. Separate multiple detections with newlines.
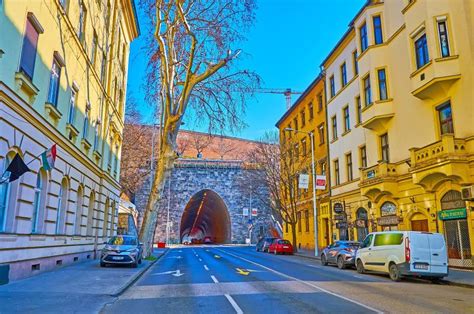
180, 189, 231, 244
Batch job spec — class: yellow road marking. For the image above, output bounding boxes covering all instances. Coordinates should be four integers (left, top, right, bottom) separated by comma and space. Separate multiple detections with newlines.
236, 268, 250, 276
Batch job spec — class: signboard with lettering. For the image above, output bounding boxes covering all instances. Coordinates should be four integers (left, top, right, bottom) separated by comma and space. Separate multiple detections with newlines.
298, 174, 309, 189
251, 208, 258, 217
438, 208, 467, 221
243, 208, 249, 216
334, 214, 345, 221
334, 203, 344, 214
316, 175, 327, 190
336, 222, 348, 229
377, 215, 400, 226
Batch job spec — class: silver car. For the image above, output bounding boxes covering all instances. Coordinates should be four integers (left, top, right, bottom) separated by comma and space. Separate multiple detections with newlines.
321, 241, 360, 269
100, 235, 143, 268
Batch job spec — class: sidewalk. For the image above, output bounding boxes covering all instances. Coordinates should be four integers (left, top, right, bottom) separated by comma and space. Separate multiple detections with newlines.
0, 248, 167, 313
294, 249, 474, 288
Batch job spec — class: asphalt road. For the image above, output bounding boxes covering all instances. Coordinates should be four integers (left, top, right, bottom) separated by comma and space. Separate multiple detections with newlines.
102, 245, 474, 314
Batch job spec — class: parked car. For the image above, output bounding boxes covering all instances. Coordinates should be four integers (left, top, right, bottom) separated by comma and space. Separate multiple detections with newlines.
321, 241, 360, 269
182, 236, 191, 245
100, 235, 143, 268
268, 239, 293, 255
203, 236, 213, 244
355, 231, 448, 281
257, 237, 278, 252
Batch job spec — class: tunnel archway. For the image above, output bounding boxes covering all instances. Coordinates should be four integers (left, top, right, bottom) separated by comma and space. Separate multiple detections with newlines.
180, 189, 231, 243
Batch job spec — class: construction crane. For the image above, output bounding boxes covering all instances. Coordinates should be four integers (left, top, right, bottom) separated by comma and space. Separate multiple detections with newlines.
255, 88, 303, 109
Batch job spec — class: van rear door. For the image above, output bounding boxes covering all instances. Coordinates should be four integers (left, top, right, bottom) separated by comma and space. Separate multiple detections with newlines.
409, 232, 431, 273
428, 233, 448, 275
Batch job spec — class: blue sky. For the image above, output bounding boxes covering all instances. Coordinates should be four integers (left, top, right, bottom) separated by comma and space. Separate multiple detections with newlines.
126, 0, 366, 140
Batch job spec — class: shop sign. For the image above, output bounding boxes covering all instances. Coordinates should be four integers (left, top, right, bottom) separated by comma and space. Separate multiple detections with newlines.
438, 208, 467, 221
355, 219, 366, 228
334, 214, 345, 221
334, 203, 344, 214
336, 222, 347, 229
381, 202, 397, 216
251, 208, 258, 217
377, 215, 400, 226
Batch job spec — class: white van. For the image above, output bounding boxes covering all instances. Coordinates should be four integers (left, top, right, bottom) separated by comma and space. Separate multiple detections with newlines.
355, 231, 448, 281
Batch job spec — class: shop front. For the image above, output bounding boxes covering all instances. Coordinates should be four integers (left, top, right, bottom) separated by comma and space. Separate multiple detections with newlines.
377, 201, 400, 231
355, 207, 369, 241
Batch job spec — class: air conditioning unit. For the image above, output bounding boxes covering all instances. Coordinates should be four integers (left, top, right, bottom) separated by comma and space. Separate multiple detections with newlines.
461, 186, 474, 200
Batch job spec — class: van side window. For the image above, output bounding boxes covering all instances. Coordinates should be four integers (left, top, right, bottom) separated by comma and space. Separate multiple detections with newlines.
361, 234, 373, 248
374, 233, 403, 246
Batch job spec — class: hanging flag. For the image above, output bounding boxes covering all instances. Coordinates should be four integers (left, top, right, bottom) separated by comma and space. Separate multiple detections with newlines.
5, 153, 30, 182
41, 144, 57, 171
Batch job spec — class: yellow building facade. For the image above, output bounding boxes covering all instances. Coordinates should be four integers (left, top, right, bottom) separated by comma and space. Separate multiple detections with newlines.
276, 75, 331, 252
0, 0, 139, 281
321, 0, 474, 268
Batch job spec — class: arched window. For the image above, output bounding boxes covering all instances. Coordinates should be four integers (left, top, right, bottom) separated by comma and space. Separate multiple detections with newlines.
0, 155, 12, 232
74, 185, 84, 235
86, 191, 95, 236
56, 178, 69, 234
32, 168, 47, 233
103, 198, 109, 238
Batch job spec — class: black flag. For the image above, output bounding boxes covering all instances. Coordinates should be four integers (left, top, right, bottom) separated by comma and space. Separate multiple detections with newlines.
5, 153, 30, 182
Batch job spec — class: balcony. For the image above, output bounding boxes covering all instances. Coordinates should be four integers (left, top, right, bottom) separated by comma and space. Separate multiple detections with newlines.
359, 161, 399, 202
361, 99, 394, 132
411, 56, 461, 100
409, 135, 470, 191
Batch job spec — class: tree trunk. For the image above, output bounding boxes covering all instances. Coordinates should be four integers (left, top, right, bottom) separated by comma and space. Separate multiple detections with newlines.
291, 223, 298, 253
139, 127, 178, 257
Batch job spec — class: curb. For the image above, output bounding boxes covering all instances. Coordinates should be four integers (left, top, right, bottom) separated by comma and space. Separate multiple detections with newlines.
110, 249, 169, 297
294, 253, 321, 261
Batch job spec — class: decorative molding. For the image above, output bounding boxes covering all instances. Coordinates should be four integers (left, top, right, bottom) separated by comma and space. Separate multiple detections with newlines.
14, 71, 39, 103
45, 102, 62, 122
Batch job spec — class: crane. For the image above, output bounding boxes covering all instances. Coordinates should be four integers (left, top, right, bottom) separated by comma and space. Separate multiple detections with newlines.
254, 88, 303, 109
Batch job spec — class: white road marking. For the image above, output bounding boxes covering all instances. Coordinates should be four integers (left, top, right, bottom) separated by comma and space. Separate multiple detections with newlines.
204, 265, 209, 271
210, 275, 219, 283
224, 294, 244, 314
199, 258, 202, 262
216, 248, 383, 314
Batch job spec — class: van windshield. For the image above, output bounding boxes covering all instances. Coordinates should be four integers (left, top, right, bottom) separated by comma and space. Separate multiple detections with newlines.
374, 233, 403, 246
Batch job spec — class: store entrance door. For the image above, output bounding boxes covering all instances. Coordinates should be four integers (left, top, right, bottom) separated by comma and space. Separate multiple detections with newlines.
411, 219, 429, 232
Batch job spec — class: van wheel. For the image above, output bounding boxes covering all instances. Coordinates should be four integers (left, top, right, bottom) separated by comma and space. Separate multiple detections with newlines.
337, 256, 346, 269
321, 254, 328, 266
389, 263, 401, 281
356, 260, 365, 274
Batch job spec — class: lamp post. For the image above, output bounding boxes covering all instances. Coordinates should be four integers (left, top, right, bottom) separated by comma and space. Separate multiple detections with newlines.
284, 128, 319, 257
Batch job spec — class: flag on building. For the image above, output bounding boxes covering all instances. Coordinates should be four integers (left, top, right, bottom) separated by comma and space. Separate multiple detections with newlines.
41, 144, 57, 171
4, 153, 30, 182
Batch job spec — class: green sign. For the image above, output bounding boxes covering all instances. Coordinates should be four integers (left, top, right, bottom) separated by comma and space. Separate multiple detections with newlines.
438, 208, 467, 221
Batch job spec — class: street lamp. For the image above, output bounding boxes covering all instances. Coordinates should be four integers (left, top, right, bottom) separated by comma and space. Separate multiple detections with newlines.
284, 127, 319, 257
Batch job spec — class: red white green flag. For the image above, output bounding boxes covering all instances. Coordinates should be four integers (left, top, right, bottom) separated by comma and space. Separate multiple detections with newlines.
41, 144, 57, 171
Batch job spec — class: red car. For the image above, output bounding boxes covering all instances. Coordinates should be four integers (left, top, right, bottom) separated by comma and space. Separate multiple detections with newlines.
268, 239, 293, 255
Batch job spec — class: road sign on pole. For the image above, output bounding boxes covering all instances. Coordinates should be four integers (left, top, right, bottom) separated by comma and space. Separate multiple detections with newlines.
298, 174, 309, 189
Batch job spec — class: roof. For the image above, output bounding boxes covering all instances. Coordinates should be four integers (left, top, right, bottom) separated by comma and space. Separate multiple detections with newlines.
275, 73, 323, 128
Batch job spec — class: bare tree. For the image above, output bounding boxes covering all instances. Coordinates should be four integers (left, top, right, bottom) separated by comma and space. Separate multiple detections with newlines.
176, 132, 191, 157
211, 136, 237, 159
242, 132, 311, 252
190, 133, 212, 158
137, 0, 260, 255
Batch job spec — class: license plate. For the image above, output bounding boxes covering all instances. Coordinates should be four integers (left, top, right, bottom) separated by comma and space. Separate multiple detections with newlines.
112, 256, 124, 260
283, 246, 289, 249
414, 263, 428, 270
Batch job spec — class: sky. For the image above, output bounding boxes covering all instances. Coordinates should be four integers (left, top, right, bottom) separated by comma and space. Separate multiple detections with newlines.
126, 0, 366, 141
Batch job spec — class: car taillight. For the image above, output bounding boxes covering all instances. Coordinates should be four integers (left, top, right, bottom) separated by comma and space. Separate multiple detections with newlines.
405, 237, 410, 263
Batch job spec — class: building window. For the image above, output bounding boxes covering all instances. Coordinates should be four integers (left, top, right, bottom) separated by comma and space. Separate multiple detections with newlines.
308, 103, 314, 120
293, 117, 298, 131
360, 145, 367, 168
437, 20, 450, 58
331, 116, 337, 140
300, 110, 306, 127
353, 50, 359, 75
380, 133, 389, 162
318, 93, 323, 111
363, 75, 372, 106
294, 144, 299, 159
83, 111, 89, 139
329, 75, 335, 98
77, 0, 87, 43
438, 102, 454, 134
91, 31, 98, 65
415, 33, 429, 69
373, 15, 383, 45
75, 186, 83, 235
56, 178, 68, 234
301, 139, 307, 157
100, 52, 107, 84
318, 124, 325, 144
377, 69, 388, 100
304, 210, 309, 232
32, 169, 46, 233
68, 88, 77, 124
346, 153, 353, 181
297, 212, 302, 232
286, 123, 292, 138
19, 14, 42, 80
340, 62, 347, 87
334, 159, 340, 186
356, 96, 362, 124
321, 162, 326, 176
0, 157, 11, 232
46, 58, 61, 106
343, 106, 350, 132
93, 124, 99, 151
360, 23, 368, 52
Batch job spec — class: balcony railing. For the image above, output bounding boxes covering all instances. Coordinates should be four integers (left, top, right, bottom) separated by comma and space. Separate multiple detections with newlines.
410, 134, 467, 168
360, 161, 398, 186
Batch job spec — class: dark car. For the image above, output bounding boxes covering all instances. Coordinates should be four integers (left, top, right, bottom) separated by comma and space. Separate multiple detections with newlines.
256, 237, 278, 252
100, 235, 143, 268
203, 236, 213, 244
321, 241, 360, 269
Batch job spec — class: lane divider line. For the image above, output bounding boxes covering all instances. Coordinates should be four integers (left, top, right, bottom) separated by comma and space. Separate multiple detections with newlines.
210, 275, 219, 283
224, 294, 244, 314
199, 258, 202, 262
216, 248, 382, 314
204, 265, 209, 271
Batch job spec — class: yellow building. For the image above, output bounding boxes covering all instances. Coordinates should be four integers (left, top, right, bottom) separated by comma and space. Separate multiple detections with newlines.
321, 0, 473, 268
276, 74, 330, 252
0, 0, 139, 281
